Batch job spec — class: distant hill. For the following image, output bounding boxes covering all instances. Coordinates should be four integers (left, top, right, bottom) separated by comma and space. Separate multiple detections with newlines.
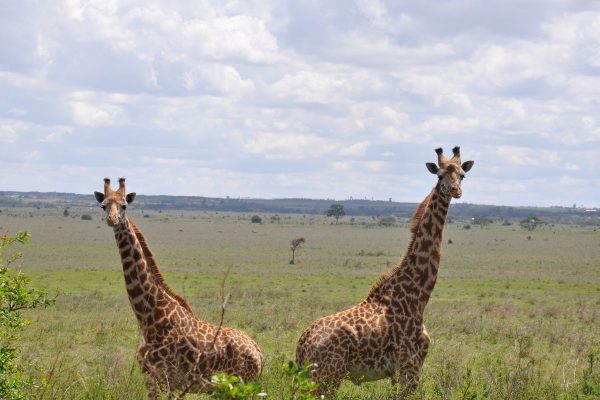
1, 191, 598, 225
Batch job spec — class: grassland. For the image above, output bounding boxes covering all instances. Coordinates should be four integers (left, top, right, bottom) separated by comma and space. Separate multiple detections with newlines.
1, 206, 599, 399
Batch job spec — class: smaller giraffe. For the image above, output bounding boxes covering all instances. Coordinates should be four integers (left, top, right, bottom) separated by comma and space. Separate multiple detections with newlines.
95, 178, 262, 399
296, 147, 474, 399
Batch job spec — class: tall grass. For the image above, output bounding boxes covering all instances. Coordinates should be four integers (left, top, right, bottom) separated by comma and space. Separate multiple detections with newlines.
0, 208, 597, 398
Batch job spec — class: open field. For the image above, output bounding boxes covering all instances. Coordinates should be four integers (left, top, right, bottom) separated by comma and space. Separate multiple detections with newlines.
1, 206, 599, 399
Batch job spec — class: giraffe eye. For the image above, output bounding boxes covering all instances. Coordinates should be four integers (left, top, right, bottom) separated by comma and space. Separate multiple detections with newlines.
121, 205, 127, 210
101, 205, 106, 210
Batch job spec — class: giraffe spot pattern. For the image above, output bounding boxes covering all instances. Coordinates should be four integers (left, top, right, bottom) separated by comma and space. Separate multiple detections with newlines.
108, 216, 263, 398
296, 180, 453, 397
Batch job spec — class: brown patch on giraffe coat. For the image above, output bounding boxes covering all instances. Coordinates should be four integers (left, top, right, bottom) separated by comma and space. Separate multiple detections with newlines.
133, 300, 146, 314
421, 240, 433, 252
129, 286, 143, 298
423, 218, 433, 235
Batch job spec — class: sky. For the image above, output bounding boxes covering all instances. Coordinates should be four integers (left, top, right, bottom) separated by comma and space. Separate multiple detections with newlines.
1, 1, 599, 207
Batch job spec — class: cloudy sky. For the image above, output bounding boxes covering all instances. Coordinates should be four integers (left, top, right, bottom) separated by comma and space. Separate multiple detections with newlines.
1, 1, 599, 207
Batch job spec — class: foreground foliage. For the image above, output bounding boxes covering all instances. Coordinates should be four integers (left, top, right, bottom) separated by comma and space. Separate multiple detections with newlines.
210, 361, 319, 399
211, 373, 265, 399
0, 232, 53, 399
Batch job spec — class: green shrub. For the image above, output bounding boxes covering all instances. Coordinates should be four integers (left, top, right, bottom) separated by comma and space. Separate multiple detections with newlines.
211, 373, 266, 399
0, 232, 54, 399
282, 360, 320, 400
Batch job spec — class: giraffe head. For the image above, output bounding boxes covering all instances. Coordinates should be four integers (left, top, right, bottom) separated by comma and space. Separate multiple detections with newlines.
425, 146, 474, 199
94, 178, 136, 226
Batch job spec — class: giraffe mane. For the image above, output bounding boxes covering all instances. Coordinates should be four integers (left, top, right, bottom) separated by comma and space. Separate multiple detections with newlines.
367, 188, 434, 297
127, 218, 193, 313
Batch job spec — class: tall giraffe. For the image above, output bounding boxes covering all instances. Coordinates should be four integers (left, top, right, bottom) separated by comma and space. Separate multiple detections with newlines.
296, 147, 474, 398
94, 178, 263, 399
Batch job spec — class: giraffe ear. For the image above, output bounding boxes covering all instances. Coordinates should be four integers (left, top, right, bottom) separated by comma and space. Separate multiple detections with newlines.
425, 163, 439, 174
94, 191, 104, 203
126, 192, 136, 204
462, 161, 474, 173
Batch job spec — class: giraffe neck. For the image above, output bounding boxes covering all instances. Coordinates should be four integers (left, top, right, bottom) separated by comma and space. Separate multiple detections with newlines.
113, 217, 161, 328
368, 184, 451, 316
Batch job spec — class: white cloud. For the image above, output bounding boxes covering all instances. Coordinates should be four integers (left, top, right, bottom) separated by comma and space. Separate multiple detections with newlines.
332, 161, 350, 171
43, 126, 73, 142
270, 70, 348, 103
339, 141, 369, 157
141, 156, 186, 167
25, 149, 41, 162
363, 161, 387, 171
496, 146, 561, 166
2, 1, 600, 206
183, 64, 255, 96
243, 132, 339, 160
70, 101, 125, 127
0, 120, 28, 143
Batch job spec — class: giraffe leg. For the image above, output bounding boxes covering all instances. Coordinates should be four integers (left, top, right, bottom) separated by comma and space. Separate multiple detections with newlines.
393, 328, 429, 400
143, 373, 159, 400
392, 366, 421, 400
310, 354, 346, 398
314, 375, 343, 398
137, 344, 164, 400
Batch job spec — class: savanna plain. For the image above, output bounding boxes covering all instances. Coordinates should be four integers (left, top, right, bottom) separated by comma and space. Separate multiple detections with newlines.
1, 206, 599, 399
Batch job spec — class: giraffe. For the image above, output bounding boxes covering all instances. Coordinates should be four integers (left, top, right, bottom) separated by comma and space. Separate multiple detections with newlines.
296, 147, 474, 398
94, 178, 263, 399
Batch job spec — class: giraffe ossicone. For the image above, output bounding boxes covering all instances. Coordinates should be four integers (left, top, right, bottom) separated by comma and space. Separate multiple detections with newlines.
296, 147, 474, 398
95, 178, 263, 399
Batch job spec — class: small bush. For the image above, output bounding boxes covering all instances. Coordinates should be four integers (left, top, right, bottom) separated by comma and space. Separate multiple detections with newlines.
251, 215, 262, 224
378, 216, 397, 227
282, 361, 320, 400
0, 232, 54, 399
81, 214, 93, 221
210, 373, 265, 399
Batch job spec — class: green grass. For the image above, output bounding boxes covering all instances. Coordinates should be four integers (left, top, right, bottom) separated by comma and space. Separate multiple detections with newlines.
1, 207, 599, 399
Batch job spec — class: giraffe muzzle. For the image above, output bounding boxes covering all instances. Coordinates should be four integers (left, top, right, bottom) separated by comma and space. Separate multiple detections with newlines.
449, 183, 462, 198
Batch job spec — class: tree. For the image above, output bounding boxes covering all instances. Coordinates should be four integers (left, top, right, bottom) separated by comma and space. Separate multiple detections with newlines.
472, 216, 492, 229
0, 232, 54, 399
519, 216, 545, 231
326, 204, 345, 224
290, 237, 305, 265
250, 215, 262, 224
